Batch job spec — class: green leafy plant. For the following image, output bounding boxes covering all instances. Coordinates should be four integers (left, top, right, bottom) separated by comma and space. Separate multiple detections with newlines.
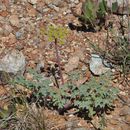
80, 0, 107, 31
41, 24, 68, 85
14, 69, 119, 121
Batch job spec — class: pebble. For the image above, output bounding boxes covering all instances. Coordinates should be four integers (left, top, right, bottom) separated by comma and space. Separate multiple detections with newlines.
119, 106, 130, 116
9, 15, 19, 27
125, 115, 130, 123
65, 56, 79, 73
28, 0, 37, 5
27, 6, 37, 17
0, 27, 4, 35
8, 33, 16, 44
73, 128, 87, 130
15, 31, 23, 39
3, 24, 13, 36
0, 3, 7, 11
48, 4, 60, 12
73, 0, 79, 4
44, 0, 62, 6
121, 124, 130, 130
36, 60, 45, 73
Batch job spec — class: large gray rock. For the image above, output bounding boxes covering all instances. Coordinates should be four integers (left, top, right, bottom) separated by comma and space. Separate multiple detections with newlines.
0, 49, 26, 75
89, 54, 110, 75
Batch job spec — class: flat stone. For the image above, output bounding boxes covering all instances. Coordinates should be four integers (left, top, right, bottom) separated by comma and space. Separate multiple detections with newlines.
65, 56, 79, 73
8, 33, 16, 44
48, 4, 60, 12
9, 15, 19, 27
3, 24, 13, 36
44, 0, 62, 6
36, 60, 44, 73
89, 54, 110, 75
0, 27, 4, 35
125, 115, 130, 123
105, 125, 122, 130
28, 0, 37, 5
0, 3, 6, 11
109, 118, 119, 125
121, 124, 130, 130
119, 106, 130, 116
73, 128, 87, 130
27, 6, 37, 17
0, 49, 26, 75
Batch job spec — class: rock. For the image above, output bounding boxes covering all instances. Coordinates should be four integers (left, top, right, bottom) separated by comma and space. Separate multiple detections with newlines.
105, 125, 122, 130
44, 0, 62, 6
121, 124, 130, 130
15, 29, 25, 40
15, 31, 23, 39
73, 48, 85, 61
0, 10, 9, 17
44, 0, 53, 5
0, 27, 4, 35
49, 4, 60, 12
9, 15, 19, 27
15, 44, 24, 51
65, 56, 79, 73
71, 2, 83, 16
27, 6, 37, 17
3, 24, 13, 36
8, 33, 16, 44
66, 120, 79, 130
73, 128, 87, 130
36, 1, 46, 13
42, 8, 50, 13
0, 49, 26, 75
36, 61, 45, 73
119, 106, 130, 116
125, 115, 130, 123
70, 0, 79, 4
28, 0, 37, 5
0, 3, 6, 11
89, 54, 110, 75
109, 118, 119, 125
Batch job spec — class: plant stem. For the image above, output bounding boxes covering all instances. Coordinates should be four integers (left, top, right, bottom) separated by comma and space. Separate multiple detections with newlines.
54, 38, 64, 85
51, 67, 59, 88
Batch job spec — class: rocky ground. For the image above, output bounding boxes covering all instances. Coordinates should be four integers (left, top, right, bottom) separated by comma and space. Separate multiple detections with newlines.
0, 0, 130, 130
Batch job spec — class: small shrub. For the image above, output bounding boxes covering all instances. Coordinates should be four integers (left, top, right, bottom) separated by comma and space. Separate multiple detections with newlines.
14, 69, 119, 119
79, 0, 107, 31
